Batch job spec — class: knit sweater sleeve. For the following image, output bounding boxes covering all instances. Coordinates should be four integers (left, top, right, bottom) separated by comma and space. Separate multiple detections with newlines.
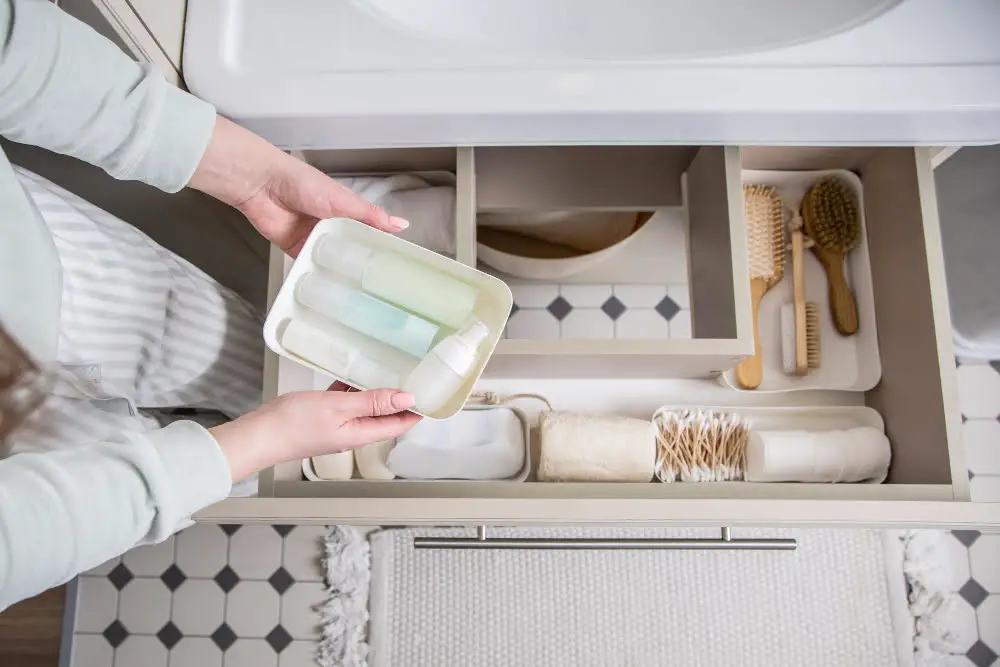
0, 0, 215, 192
0, 422, 232, 610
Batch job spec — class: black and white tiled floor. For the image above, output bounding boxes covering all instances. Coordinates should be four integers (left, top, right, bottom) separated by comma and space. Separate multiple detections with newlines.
931, 357, 1000, 667
958, 360, 1000, 502
71, 524, 328, 667
70, 359, 1000, 667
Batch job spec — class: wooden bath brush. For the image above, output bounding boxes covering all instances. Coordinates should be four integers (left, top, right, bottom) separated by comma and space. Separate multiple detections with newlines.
734, 184, 785, 390
801, 177, 862, 336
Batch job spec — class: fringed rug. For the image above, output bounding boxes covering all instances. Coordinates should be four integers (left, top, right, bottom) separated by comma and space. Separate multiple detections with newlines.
321, 527, 960, 667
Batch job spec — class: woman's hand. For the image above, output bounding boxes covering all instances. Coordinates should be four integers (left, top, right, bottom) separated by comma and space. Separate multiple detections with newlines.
189, 116, 408, 256
209, 383, 421, 483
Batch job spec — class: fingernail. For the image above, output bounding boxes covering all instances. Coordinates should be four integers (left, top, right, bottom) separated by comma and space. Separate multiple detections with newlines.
389, 216, 409, 231
391, 391, 415, 410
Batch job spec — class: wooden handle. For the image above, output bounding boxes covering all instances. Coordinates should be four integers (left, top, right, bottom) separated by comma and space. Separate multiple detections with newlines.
791, 229, 808, 375
734, 278, 769, 389
816, 250, 858, 336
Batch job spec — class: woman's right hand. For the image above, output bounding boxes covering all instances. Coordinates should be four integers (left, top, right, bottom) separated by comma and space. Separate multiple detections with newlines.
209, 383, 421, 482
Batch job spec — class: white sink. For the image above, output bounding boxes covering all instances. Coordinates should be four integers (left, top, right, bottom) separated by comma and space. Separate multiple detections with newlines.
184, 0, 1000, 147
353, 0, 900, 59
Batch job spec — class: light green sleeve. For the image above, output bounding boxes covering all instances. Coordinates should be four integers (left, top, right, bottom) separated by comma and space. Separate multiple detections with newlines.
0, 422, 233, 610
0, 0, 216, 192
0, 0, 233, 610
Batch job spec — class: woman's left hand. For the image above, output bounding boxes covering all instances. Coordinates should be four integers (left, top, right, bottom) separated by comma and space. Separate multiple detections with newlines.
189, 116, 408, 256
210, 382, 421, 483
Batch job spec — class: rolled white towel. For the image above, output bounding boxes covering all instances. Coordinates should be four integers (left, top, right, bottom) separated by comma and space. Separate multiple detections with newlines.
538, 412, 655, 482
746, 427, 891, 483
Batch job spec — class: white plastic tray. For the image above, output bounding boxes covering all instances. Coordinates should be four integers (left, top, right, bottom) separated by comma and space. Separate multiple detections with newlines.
301, 404, 531, 482
263, 217, 512, 419
723, 169, 881, 393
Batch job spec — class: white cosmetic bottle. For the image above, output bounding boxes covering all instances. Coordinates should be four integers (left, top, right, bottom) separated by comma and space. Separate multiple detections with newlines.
295, 272, 439, 358
403, 319, 489, 415
281, 319, 401, 389
314, 236, 478, 330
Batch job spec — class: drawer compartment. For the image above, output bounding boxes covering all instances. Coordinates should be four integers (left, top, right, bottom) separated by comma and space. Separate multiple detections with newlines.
474, 145, 754, 378
741, 147, 964, 492
223, 146, 986, 527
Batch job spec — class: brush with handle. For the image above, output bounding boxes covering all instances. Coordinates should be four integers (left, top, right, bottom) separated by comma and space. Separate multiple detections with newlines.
801, 177, 862, 336
781, 208, 820, 375
734, 184, 785, 390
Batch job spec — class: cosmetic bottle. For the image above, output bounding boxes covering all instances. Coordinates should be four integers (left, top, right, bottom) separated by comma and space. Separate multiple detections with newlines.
294, 272, 438, 359
313, 237, 478, 329
281, 319, 402, 388
403, 319, 489, 414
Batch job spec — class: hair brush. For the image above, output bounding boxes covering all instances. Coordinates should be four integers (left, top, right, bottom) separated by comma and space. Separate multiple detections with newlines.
801, 177, 862, 336
734, 184, 785, 390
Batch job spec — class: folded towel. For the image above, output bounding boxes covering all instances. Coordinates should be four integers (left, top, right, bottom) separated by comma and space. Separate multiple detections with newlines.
339, 175, 456, 257
387, 408, 525, 480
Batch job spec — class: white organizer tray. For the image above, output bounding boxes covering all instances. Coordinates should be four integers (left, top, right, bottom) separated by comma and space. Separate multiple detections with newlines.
723, 169, 881, 393
263, 217, 512, 419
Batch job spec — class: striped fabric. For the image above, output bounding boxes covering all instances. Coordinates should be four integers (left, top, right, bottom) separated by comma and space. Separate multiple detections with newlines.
6, 167, 264, 475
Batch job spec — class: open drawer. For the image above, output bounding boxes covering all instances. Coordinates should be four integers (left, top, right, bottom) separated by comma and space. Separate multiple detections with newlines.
196, 146, 999, 529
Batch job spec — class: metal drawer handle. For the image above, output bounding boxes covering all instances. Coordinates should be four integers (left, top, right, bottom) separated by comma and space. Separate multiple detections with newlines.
413, 526, 797, 551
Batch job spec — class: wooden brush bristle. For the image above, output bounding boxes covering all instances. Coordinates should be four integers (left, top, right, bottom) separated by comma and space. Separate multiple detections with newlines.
743, 184, 784, 284
805, 301, 821, 369
801, 177, 861, 253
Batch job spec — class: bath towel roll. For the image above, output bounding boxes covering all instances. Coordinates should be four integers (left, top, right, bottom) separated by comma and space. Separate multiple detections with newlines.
745, 427, 891, 483
538, 412, 656, 482
356, 440, 397, 480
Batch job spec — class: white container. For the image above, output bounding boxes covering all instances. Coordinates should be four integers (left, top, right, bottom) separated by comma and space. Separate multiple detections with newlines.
303, 404, 532, 483
302, 451, 354, 481
264, 218, 512, 419
656, 404, 888, 484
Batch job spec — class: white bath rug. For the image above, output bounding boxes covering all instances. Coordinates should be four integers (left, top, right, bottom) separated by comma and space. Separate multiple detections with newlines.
359, 527, 959, 667
317, 526, 371, 667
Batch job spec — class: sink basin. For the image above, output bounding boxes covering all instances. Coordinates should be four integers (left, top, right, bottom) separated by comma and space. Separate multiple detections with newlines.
184, 0, 1000, 147
352, 0, 901, 59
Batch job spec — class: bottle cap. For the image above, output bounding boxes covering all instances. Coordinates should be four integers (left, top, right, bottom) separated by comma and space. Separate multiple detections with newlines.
431, 319, 490, 376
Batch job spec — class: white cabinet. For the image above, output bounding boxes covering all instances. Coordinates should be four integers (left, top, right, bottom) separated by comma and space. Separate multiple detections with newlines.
200, 144, 998, 530
78, 0, 999, 529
